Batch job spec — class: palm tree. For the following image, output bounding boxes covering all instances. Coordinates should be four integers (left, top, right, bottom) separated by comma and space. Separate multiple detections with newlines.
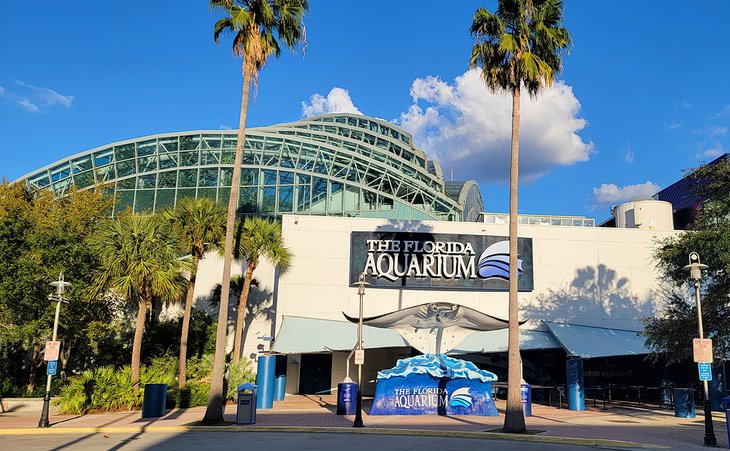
164, 197, 226, 390
90, 215, 190, 390
204, 0, 309, 424
469, 0, 570, 433
231, 217, 290, 364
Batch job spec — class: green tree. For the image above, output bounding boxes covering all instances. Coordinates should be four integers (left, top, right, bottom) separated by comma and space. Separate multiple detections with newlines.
469, 0, 570, 432
0, 182, 113, 395
644, 158, 730, 363
164, 197, 226, 390
204, 0, 309, 424
230, 217, 290, 364
89, 215, 190, 389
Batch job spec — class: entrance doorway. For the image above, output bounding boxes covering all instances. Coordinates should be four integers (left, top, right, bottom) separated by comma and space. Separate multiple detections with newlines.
299, 353, 332, 394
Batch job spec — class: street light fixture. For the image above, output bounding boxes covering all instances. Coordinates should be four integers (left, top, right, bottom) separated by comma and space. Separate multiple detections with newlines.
682, 252, 717, 447
353, 273, 368, 428
38, 273, 70, 428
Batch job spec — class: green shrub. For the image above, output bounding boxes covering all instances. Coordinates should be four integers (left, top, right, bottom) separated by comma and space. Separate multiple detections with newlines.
226, 358, 256, 400
55, 354, 258, 413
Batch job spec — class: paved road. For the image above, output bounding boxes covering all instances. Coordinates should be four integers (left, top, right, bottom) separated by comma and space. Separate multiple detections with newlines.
0, 431, 650, 451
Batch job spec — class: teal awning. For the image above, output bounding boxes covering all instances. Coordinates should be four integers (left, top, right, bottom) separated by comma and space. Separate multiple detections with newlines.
450, 329, 562, 354
544, 321, 650, 359
271, 316, 410, 354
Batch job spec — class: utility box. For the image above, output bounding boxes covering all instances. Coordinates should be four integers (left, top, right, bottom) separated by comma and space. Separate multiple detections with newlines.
237, 383, 257, 425
141, 384, 168, 418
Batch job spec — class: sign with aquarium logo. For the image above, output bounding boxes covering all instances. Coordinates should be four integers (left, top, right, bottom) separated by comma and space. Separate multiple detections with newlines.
369, 355, 499, 416
349, 231, 533, 291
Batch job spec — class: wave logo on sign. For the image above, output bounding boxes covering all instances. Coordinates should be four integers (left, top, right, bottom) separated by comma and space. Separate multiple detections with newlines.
476, 240, 523, 281
448, 387, 474, 408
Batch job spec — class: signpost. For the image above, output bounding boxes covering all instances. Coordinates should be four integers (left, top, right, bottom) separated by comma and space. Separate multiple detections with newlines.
47, 360, 58, 376
692, 338, 713, 363
698, 362, 713, 381
44, 341, 60, 362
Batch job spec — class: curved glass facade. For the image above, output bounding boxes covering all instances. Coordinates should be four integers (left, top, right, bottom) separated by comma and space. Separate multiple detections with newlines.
19, 114, 483, 221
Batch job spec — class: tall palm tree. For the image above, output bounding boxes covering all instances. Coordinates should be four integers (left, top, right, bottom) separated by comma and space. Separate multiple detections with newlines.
90, 215, 190, 390
204, 0, 309, 424
470, 0, 570, 433
230, 217, 291, 364
164, 197, 226, 390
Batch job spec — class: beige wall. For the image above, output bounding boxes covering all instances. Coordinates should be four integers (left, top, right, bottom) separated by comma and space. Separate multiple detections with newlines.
192, 214, 678, 391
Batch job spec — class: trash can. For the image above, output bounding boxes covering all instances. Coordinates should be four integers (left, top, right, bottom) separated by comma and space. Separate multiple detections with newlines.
521, 383, 532, 417
673, 388, 696, 418
336, 380, 357, 415
237, 383, 257, 425
141, 383, 167, 418
722, 395, 730, 449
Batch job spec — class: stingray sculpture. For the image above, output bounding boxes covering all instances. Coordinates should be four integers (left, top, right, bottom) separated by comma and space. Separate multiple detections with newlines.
343, 302, 525, 354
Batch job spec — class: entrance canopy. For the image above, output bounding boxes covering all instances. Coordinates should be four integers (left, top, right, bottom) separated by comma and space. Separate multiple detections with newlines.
272, 316, 559, 355
272, 316, 409, 354
544, 321, 650, 358
273, 316, 652, 359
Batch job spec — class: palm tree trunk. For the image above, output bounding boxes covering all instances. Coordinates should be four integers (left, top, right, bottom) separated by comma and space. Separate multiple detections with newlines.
232, 264, 255, 365
503, 84, 526, 433
131, 297, 147, 393
179, 256, 200, 389
26, 337, 39, 394
203, 60, 253, 424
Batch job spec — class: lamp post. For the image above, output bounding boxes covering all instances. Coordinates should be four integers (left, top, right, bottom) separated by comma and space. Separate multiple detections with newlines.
353, 273, 368, 428
682, 252, 717, 447
38, 273, 70, 428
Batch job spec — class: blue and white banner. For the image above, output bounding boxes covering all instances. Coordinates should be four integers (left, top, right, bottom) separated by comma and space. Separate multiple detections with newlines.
369, 354, 499, 416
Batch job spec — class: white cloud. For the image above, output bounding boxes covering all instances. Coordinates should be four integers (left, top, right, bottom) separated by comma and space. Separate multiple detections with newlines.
0, 80, 74, 112
697, 142, 725, 159
589, 181, 661, 211
396, 69, 593, 183
301, 87, 362, 117
696, 124, 727, 137
663, 120, 682, 130
623, 147, 634, 163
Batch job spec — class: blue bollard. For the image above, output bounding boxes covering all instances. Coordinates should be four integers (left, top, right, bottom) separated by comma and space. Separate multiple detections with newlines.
273, 355, 287, 401
566, 359, 585, 411
256, 355, 276, 409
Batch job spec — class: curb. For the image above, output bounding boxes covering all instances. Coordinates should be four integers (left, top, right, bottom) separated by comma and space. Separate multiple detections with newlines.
0, 425, 670, 448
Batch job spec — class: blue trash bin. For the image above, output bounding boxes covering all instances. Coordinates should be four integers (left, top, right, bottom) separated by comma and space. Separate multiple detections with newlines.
521, 383, 532, 417
237, 383, 257, 424
721, 395, 730, 449
141, 383, 167, 418
673, 388, 696, 418
337, 381, 357, 415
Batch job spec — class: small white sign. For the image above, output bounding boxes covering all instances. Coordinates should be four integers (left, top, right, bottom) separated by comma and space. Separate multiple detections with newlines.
354, 349, 365, 365
693, 338, 713, 363
44, 341, 60, 361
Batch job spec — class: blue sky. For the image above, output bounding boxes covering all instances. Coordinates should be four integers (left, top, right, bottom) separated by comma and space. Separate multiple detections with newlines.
2, 1, 729, 222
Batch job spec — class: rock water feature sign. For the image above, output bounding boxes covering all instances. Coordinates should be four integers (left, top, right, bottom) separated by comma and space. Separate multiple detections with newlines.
370, 354, 499, 416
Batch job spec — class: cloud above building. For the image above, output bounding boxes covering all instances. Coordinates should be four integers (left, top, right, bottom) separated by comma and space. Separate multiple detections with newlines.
301, 87, 362, 117
396, 69, 593, 183
589, 181, 661, 212
0, 80, 74, 113
301, 69, 593, 184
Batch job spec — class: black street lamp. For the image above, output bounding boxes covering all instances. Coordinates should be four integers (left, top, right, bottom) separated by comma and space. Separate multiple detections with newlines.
683, 252, 717, 447
353, 273, 368, 428
38, 273, 70, 428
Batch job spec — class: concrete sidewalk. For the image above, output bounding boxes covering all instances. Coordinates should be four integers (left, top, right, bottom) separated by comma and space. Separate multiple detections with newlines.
1, 395, 727, 450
